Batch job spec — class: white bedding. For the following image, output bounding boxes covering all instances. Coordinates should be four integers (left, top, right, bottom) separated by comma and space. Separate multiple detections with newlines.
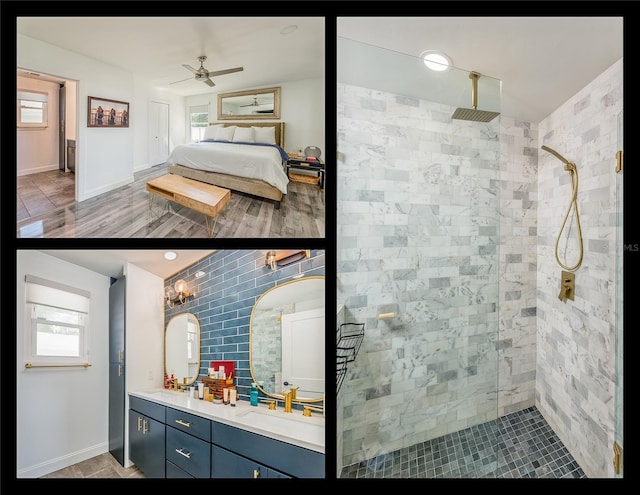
168, 141, 289, 194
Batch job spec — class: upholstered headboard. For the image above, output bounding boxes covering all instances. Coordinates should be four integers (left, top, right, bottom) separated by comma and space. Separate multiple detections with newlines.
209, 121, 285, 149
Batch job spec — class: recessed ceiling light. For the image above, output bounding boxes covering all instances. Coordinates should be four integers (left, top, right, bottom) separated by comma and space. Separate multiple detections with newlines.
195, 271, 206, 278
280, 25, 298, 35
420, 50, 452, 72
164, 251, 177, 261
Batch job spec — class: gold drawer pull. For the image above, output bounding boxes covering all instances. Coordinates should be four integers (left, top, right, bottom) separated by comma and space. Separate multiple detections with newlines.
175, 448, 191, 459
175, 419, 191, 427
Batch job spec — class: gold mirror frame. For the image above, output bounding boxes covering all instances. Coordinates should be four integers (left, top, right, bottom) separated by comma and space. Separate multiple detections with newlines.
165, 313, 201, 386
249, 276, 324, 404
217, 87, 281, 120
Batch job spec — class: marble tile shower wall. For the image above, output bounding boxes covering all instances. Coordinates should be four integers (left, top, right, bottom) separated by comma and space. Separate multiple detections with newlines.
337, 83, 502, 467
164, 249, 325, 401
536, 58, 622, 478
497, 116, 539, 417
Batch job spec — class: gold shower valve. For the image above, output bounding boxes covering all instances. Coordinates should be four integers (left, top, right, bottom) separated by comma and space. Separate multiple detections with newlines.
558, 271, 575, 302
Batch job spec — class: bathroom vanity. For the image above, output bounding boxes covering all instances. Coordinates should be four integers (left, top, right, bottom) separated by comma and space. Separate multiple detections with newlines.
129, 390, 325, 478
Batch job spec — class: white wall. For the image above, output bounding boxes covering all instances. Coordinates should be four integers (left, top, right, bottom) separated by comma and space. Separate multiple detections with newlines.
16, 251, 111, 478
123, 263, 165, 467
66, 79, 77, 141
186, 77, 325, 157
16, 77, 60, 176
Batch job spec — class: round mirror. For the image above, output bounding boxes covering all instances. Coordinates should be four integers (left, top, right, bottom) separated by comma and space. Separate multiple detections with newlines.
250, 276, 324, 403
165, 313, 201, 386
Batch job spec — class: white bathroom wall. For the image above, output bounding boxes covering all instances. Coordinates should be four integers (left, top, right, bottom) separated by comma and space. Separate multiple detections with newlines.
536, 58, 623, 479
16, 251, 111, 478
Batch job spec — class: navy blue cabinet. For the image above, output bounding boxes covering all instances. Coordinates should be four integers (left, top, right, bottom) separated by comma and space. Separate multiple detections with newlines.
130, 395, 324, 478
129, 397, 166, 478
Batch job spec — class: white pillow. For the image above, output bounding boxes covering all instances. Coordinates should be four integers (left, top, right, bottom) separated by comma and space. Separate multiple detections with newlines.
203, 124, 223, 141
215, 125, 236, 142
233, 126, 255, 143
252, 126, 276, 145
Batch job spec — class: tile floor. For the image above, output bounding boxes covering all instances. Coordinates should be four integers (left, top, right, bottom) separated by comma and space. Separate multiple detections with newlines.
340, 406, 587, 479
17, 169, 75, 221
40, 452, 145, 478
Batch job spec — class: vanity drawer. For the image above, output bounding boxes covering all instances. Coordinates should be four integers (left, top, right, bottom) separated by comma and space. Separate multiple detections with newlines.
129, 396, 165, 423
166, 426, 211, 478
166, 460, 194, 478
166, 406, 211, 441
211, 444, 290, 478
212, 421, 324, 478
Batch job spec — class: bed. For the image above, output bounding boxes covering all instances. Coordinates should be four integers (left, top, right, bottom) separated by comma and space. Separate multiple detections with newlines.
168, 122, 289, 209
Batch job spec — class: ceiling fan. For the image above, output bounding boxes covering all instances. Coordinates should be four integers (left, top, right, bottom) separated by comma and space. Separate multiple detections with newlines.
240, 96, 266, 107
171, 55, 243, 87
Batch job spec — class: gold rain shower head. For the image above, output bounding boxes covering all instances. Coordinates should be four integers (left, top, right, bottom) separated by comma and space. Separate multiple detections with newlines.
452, 71, 501, 123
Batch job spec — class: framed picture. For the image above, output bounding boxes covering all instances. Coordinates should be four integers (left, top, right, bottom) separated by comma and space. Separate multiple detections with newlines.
87, 96, 129, 128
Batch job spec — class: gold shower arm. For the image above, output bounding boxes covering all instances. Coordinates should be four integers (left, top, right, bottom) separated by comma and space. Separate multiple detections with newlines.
541, 145, 570, 165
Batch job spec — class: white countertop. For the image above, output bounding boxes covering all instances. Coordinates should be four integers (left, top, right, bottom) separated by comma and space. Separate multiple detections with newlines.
129, 389, 325, 454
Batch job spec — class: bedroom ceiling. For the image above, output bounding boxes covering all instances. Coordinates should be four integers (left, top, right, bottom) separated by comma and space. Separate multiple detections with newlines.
36, 250, 215, 280
16, 17, 325, 97
337, 16, 623, 123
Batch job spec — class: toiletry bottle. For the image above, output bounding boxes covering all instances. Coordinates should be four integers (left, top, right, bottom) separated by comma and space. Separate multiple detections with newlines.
250, 382, 259, 406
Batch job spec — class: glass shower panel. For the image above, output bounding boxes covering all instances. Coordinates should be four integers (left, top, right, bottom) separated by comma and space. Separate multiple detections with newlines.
337, 36, 501, 478
614, 110, 623, 477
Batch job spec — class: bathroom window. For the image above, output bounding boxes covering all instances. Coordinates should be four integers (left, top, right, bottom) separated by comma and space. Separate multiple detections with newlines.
24, 275, 90, 367
17, 90, 49, 128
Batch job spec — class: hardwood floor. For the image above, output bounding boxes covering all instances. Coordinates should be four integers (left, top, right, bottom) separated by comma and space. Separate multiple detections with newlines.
40, 452, 144, 479
16, 164, 325, 238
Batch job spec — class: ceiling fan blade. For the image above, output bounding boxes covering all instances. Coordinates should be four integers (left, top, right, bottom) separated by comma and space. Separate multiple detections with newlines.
207, 66, 244, 77
182, 64, 198, 75
170, 76, 195, 85
203, 77, 215, 87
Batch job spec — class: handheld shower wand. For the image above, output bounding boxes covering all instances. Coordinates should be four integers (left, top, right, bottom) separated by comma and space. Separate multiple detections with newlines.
541, 145, 583, 274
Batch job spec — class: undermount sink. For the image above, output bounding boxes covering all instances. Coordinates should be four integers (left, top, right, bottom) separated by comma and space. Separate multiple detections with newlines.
236, 407, 324, 445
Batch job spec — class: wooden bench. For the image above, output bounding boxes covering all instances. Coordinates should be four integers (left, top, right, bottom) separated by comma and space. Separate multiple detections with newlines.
146, 174, 230, 237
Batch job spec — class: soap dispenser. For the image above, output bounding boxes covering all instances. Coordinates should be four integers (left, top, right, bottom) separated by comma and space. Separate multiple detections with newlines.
250, 382, 259, 406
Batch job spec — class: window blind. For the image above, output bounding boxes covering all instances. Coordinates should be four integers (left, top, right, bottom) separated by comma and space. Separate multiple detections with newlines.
25, 274, 90, 313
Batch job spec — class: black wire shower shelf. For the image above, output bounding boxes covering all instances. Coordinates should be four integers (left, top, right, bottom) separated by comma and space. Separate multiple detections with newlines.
336, 322, 365, 395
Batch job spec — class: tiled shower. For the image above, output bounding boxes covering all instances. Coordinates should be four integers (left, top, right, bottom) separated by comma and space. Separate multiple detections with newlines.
336, 37, 623, 478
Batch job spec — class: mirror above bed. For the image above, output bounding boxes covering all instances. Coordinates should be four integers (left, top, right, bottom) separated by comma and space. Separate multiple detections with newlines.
217, 87, 281, 120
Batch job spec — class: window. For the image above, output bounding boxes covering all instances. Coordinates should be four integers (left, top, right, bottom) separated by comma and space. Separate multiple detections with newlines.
17, 90, 49, 128
24, 275, 90, 368
190, 105, 208, 142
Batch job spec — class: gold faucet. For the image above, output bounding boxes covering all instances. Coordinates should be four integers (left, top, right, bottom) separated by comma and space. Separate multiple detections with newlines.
290, 386, 299, 400
260, 398, 277, 410
302, 405, 324, 417
284, 391, 293, 413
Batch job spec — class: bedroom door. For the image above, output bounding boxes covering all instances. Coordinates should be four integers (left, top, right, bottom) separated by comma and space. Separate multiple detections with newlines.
149, 101, 169, 166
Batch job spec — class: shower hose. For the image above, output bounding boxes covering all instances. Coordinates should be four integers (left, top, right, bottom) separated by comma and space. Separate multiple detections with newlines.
555, 160, 583, 271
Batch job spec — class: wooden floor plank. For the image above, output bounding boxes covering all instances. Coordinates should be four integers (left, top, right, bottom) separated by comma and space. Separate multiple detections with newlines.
16, 163, 325, 238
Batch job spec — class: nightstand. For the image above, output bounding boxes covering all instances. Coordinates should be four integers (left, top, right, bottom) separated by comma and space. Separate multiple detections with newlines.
287, 158, 325, 189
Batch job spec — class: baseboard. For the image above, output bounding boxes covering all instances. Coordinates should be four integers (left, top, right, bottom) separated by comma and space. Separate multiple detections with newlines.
17, 442, 108, 478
